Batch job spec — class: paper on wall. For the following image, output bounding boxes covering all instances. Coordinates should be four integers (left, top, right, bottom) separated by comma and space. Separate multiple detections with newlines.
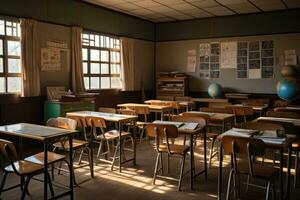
220, 42, 237, 68
248, 69, 261, 79
187, 55, 196, 72
284, 50, 297, 65
41, 48, 61, 71
188, 49, 196, 56
199, 43, 210, 57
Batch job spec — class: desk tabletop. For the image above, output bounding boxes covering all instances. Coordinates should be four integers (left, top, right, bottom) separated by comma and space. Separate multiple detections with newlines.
152, 120, 204, 135
66, 111, 137, 122
144, 99, 194, 106
184, 111, 235, 121
225, 93, 251, 99
191, 98, 228, 103
254, 116, 300, 127
232, 104, 268, 111
0, 123, 76, 141
117, 103, 172, 110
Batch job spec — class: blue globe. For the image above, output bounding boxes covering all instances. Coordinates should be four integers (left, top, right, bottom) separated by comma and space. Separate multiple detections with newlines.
277, 79, 300, 101
208, 83, 222, 98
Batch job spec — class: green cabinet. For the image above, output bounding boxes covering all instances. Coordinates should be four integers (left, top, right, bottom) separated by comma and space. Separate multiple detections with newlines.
44, 101, 95, 123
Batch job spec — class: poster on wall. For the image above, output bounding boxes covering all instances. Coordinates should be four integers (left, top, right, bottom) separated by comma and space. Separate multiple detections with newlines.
187, 49, 196, 72
199, 43, 210, 79
41, 48, 61, 71
248, 41, 261, 79
220, 41, 237, 69
198, 42, 220, 79
237, 41, 248, 78
261, 40, 274, 78
284, 49, 297, 65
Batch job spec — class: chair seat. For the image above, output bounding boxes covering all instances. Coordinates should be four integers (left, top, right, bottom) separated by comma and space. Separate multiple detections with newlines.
136, 121, 149, 127
25, 151, 66, 165
53, 139, 88, 149
5, 160, 44, 175
158, 144, 189, 155
238, 162, 279, 179
207, 132, 218, 138
97, 130, 131, 140
292, 139, 300, 150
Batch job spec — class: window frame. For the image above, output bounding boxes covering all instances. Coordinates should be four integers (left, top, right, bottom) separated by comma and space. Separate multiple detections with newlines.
82, 31, 122, 90
0, 17, 22, 94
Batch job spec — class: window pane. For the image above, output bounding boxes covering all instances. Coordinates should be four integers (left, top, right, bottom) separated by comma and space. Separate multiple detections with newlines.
110, 51, 120, 62
111, 77, 122, 88
83, 62, 88, 74
84, 77, 90, 89
91, 77, 100, 89
100, 50, 109, 62
7, 77, 22, 93
89, 34, 95, 46
101, 63, 109, 74
8, 58, 21, 73
7, 40, 21, 56
95, 35, 100, 47
0, 39, 2, 55
101, 77, 110, 89
0, 77, 5, 92
0, 20, 4, 35
91, 63, 100, 74
0, 58, 3, 73
111, 64, 120, 74
90, 49, 100, 61
82, 48, 88, 61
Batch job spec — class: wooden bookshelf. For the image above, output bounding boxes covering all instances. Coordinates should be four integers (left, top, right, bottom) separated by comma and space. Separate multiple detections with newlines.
156, 73, 188, 98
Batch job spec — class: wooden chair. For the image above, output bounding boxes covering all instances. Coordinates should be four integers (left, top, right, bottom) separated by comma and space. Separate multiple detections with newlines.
157, 96, 174, 101
50, 117, 93, 179
98, 107, 117, 114
266, 110, 300, 119
200, 107, 233, 114
146, 124, 189, 191
132, 106, 151, 142
208, 102, 232, 109
222, 135, 279, 200
273, 107, 300, 115
226, 105, 253, 126
241, 121, 284, 133
0, 139, 55, 199
85, 116, 134, 171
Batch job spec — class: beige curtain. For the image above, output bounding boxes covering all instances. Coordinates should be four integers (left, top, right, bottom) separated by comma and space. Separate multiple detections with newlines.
20, 19, 40, 97
121, 37, 134, 91
71, 26, 85, 94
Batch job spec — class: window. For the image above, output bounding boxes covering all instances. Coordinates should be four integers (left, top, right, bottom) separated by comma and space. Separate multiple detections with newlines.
82, 32, 122, 90
0, 17, 22, 93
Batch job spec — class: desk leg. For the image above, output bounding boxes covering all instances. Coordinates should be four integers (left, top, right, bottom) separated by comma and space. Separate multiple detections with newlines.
280, 149, 284, 200
19, 138, 24, 191
218, 143, 223, 200
133, 120, 137, 166
203, 128, 207, 181
161, 111, 164, 120
286, 146, 292, 200
43, 141, 48, 200
190, 134, 194, 190
119, 122, 122, 173
90, 135, 94, 178
69, 136, 74, 200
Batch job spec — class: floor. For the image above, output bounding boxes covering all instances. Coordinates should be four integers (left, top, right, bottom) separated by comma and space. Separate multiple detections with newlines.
0, 137, 299, 200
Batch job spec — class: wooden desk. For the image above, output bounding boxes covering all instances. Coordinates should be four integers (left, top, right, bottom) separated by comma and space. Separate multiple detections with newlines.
152, 120, 206, 190
183, 111, 235, 132
217, 129, 295, 200
117, 103, 172, 120
232, 104, 268, 116
254, 116, 300, 128
66, 111, 138, 172
225, 93, 251, 99
0, 123, 76, 200
192, 98, 228, 103
144, 99, 195, 111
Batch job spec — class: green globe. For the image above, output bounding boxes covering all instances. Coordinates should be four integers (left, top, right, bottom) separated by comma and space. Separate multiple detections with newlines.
208, 83, 222, 98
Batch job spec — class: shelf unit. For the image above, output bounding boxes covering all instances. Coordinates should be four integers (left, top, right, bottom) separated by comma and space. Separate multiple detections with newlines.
156, 73, 188, 98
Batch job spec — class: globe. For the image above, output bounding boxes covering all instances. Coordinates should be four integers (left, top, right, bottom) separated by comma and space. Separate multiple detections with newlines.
276, 78, 300, 101
208, 83, 222, 98
281, 65, 297, 78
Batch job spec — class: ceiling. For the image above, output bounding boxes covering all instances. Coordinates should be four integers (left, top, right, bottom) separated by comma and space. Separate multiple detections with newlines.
82, 0, 300, 23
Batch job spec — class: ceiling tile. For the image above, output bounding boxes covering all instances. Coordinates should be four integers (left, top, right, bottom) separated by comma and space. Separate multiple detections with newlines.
205, 6, 236, 15
149, 6, 175, 13
114, 3, 142, 11
155, 0, 185, 4
130, 8, 156, 15
167, 3, 198, 10
250, 0, 286, 11
132, 0, 162, 8
284, 0, 300, 8
191, 0, 220, 8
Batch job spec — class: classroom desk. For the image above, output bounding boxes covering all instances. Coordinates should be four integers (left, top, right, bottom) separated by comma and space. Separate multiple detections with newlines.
144, 99, 195, 111
0, 123, 76, 200
254, 116, 300, 128
232, 104, 268, 116
117, 103, 172, 120
66, 111, 138, 172
152, 120, 207, 190
192, 98, 228, 103
225, 93, 251, 99
183, 111, 235, 132
217, 129, 295, 200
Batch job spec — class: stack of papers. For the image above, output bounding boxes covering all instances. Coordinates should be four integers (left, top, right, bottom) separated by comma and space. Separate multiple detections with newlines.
223, 128, 259, 138
152, 120, 183, 128
180, 122, 198, 130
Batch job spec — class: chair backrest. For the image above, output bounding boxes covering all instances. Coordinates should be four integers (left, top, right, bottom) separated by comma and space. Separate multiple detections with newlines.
118, 108, 135, 115
181, 112, 210, 121
266, 110, 300, 119
157, 96, 174, 101
85, 116, 107, 128
132, 106, 150, 115
47, 117, 77, 130
222, 135, 265, 176
146, 123, 178, 138
174, 96, 191, 101
242, 98, 270, 106
241, 121, 284, 132
98, 107, 117, 114
0, 139, 18, 173
208, 102, 232, 109
273, 107, 300, 115
227, 105, 253, 116
172, 115, 206, 127
200, 107, 233, 114
256, 119, 296, 135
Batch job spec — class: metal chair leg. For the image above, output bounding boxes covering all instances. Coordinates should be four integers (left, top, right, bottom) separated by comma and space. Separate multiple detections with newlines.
295, 150, 299, 188
47, 172, 55, 198
178, 154, 186, 191
167, 154, 170, 174
78, 149, 84, 165
96, 141, 103, 164
226, 169, 234, 200
111, 140, 120, 171
208, 138, 216, 168
266, 180, 271, 200
21, 176, 32, 200
160, 152, 164, 175
153, 153, 160, 185
0, 172, 7, 196
245, 174, 250, 192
